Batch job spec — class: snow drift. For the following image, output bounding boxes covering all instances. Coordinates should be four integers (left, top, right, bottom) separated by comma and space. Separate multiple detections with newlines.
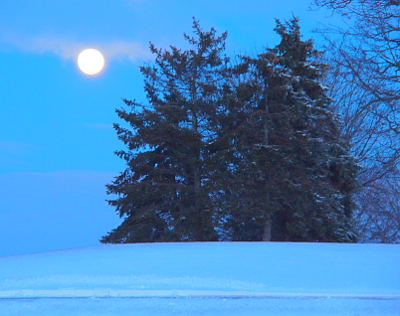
0, 242, 399, 315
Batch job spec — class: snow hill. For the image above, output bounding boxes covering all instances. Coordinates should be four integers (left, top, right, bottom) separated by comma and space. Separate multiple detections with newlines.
0, 242, 399, 316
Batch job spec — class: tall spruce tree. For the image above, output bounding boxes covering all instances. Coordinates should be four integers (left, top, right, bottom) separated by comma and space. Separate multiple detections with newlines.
101, 20, 229, 243
102, 18, 360, 243
218, 17, 360, 242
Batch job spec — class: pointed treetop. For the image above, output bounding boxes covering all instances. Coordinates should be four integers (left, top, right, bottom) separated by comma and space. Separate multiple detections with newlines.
273, 16, 316, 67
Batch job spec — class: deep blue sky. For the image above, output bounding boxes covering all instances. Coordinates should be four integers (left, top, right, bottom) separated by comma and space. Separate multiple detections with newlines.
0, 0, 340, 256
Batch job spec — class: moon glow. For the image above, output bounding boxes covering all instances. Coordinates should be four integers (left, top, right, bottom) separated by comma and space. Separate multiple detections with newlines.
77, 49, 105, 75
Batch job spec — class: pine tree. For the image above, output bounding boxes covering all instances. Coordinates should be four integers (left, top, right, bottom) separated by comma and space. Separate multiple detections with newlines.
102, 18, 360, 243
218, 17, 360, 242
101, 19, 230, 243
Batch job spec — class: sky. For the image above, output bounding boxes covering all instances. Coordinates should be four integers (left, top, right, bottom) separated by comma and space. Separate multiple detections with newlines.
0, 0, 342, 256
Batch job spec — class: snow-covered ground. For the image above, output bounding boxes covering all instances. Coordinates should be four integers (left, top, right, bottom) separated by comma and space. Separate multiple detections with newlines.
0, 242, 399, 315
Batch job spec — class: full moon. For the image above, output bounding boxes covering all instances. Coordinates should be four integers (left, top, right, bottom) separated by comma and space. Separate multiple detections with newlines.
77, 49, 105, 75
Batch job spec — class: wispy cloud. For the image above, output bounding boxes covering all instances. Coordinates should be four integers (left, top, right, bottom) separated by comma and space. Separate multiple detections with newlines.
0, 30, 151, 62
100, 40, 151, 61
0, 140, 38, 155
0, 170, 117, 195
84, 123, 114, 130
0, 140, 41, 171
124, 0, 148, 4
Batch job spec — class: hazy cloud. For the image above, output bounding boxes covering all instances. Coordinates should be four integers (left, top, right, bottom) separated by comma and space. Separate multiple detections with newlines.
0, 30, 151, 62
0, 140, 38, 155
0, 140, 41, 171
84, 123, 114, 130
0, 170, 117, 197
0, 170, 121, 256
100, 40, 151, 61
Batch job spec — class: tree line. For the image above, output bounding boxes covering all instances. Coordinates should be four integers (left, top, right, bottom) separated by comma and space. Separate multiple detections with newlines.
100, 17, 361, 243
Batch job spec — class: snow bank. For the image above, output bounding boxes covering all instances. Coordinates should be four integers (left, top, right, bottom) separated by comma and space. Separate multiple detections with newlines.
0, 242, 398, 297
0, 242, 398, 315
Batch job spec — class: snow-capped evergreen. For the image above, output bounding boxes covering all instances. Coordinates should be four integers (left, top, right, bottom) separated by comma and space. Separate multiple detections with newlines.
218, 17, 360, 242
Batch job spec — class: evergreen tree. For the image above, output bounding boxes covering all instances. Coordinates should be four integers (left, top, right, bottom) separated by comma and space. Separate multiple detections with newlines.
101, 19, 229, 243
218, 17, 360, 242
102, 18, 360, 243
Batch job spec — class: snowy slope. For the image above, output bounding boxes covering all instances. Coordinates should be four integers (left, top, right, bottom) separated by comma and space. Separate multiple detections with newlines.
0, 242, 399, 315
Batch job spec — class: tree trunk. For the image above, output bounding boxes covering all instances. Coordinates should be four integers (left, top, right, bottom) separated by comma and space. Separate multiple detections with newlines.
262, 77, 272, 242
262, 213, 272, 241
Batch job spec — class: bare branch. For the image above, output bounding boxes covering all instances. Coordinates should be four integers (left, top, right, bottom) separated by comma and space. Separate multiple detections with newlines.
315, 0, 400, 243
